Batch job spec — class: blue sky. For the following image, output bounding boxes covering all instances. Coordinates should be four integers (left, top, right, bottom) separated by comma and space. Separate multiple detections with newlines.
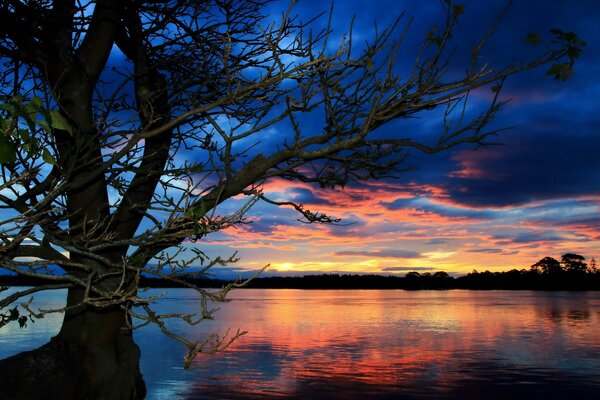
190, 0, 600, 278
2, 1, 598, 279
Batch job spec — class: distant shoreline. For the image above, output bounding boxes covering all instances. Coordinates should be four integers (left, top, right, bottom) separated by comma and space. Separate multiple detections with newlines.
2, 270, 599, 291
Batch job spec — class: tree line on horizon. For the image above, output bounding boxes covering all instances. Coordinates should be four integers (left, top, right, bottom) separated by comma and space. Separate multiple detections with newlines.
402, 252, 599, 290
2, 253, 597, 291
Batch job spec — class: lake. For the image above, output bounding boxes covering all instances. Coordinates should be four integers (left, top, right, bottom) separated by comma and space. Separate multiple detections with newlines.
1, 289, 599, 399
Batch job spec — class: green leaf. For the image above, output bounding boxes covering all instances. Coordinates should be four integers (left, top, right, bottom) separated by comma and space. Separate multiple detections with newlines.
12, 102, 36, 132
491, 84, 501, 93
23, 96, 42, 115
198, 200, 206, 218
365, 58, 374, 71
17, 129, 39, 156
525, 32, 541, 46
42, 148, 57, 166
38, 120, 51, 133
0, 116, 9, 134
187, 200, 207, 220
49, 111, 73, 134
30, 96, 43, 111
18, 128, 31, 140
0, 135, 17, 164
546, 62, 573, 81
549, 29, 586, 56
453, 4, 464, 16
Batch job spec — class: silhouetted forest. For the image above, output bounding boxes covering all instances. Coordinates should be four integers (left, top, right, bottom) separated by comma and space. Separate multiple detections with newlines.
2, 254, 598, 291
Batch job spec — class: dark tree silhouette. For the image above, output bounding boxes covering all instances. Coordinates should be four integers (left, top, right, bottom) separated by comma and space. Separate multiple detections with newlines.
561, 253, 588, 273
531, 256, 563, 275
0, 1, 584, 399
432, 271, 450, 279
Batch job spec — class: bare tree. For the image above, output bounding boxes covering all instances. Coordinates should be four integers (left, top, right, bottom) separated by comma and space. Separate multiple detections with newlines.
0, 0, 584, 399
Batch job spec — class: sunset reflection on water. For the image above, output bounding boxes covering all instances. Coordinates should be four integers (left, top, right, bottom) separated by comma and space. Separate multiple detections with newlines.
149, 290, 600, 400
1, 289, 599, 399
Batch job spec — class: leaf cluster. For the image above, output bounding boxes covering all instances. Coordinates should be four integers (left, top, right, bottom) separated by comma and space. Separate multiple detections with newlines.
0, 306, 29, 329
0, 96, 69, 165
546, 29, 586, 81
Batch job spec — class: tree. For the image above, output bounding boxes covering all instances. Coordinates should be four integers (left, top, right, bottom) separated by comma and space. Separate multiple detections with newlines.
0, 1, 583, 399
531, 256, 563, 275
432, 271, 450, 280
561, 253, 588, 273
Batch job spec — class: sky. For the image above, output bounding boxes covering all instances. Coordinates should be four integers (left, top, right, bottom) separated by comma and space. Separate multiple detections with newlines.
191, 0, 600, 279
3, 1, 597, 280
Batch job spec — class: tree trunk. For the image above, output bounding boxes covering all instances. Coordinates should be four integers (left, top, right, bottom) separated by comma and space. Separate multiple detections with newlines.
0, 288, 146, 400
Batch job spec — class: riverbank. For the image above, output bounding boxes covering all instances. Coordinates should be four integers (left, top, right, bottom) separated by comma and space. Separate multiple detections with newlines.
2, 269, 600, 290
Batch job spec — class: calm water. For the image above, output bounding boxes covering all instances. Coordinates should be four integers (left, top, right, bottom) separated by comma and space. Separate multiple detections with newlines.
1, 289, 599, 399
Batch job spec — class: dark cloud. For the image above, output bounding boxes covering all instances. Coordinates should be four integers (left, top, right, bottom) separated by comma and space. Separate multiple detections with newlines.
334, 249, 422, 258
343, 1, 600, 212
239, 217, 281, 234
427, 238, 448, 245
381, 266, 434, 272
288, 187, 334, 206
272, 0, 600, 216
493, 232, 565, 244
439, 124, 600, 208
466, 248, 506, 254
325, 218, 371, 237
380, 198, 413, 210
382, 197, 498, 219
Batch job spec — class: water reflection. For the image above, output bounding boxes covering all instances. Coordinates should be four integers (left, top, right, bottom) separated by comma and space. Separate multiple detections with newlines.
544, 309, 591, 322
1, 289, 599, 399
144, 290, 600, 399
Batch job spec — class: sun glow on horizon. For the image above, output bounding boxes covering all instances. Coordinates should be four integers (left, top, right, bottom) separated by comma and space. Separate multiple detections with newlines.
195, 176, 599, 278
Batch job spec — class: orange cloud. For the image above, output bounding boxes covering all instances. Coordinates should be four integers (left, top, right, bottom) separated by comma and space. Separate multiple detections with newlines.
191, 179, 599, 276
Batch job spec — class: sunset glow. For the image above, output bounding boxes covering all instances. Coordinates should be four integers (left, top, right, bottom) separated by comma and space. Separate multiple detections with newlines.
199, 176, 600, 277
2, 1, 599, 399
184, 290, 600, 398
189, 0, 600, 278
